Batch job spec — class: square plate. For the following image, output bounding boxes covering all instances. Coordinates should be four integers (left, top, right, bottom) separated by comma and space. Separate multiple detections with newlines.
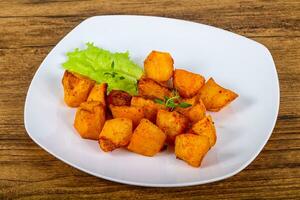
24, 15, 279, 187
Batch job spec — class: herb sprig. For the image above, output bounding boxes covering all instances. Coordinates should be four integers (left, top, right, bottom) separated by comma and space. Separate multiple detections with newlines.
154, 90, 192, 111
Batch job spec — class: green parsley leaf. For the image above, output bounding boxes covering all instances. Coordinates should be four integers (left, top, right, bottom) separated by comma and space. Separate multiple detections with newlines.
154, 98, 164, 104
154, 90, 192, 110
178, 102, 192, 108
164, 96, 169, 102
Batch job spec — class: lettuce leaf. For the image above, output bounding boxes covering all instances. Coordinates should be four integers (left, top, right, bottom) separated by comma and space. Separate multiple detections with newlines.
62, 43, 143, 95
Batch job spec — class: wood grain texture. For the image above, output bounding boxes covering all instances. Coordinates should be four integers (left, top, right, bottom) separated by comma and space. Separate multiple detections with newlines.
0, 0, 299, 199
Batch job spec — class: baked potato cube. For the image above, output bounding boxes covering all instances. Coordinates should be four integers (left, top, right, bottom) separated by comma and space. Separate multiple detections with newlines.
74, 101, 106, 140
62, 71, 95, 107
158, 80, 173, 88
156, 110, 189, 143
99, 118, 133, 152
198, 78, 238, 111
87, 83, 107, 106
175, 96, 206, 122
191, 115, 216, 147
181, 96, 199, 106
127, 119, 166, 156
173, 69, 205, 98
138, 78, 172, 100
131, 96, 156, 107
185, 99, 206, 123
176, 97, 206, 124
107, 90, 132, 106
175, 134, 210, 167
131, 96, 165, 122
144, 50, 174, 82
99, 138, 117, 152
110, 105, 144, 127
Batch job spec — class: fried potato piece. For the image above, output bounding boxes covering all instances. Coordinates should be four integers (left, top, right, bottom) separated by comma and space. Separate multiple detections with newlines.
144, 50, 174, 82
186, 99, 206, 123
175, 96, 206, 123
180, 95, 199, 106
110, 105, 144, 127
74, 101, 106, 140
156, 110, 189, 144
198, 78, 238, 111
173, 69, 205, 98
191, 115, 216, 147
107, 90, 132, 106
175, 134, 210, 167
158, 80, 173, 88
138, 78, 172, 100
175, 95, 199, 113
62, 71, 95, 107
99, 138, 117, 152
87, 83, 107, 107
99, 118, 133, 152
127, 119, 166, 156
131, 96, 165, 122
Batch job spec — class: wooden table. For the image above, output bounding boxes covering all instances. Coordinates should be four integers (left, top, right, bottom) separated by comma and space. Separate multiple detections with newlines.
1, 0, 299, 199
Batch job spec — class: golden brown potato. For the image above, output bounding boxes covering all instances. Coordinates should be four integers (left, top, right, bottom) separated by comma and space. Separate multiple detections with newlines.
191, 115, 216, 147
175, 134, 210, 167
157, 80, 173, 88
186, 99, 206, 123
62, 71, 95, 107
175, 96, 206, 123
107, 90, 132, 106
144, 50, 174, 82
74, 101, 106, 140
87, 83, 107, 106
138, 78, 172, 100
198, 78, 238, 111
131, 96, 165, 122
99, 118, 133, 152
127, 119, 166, 156
180, 96, 199, 106
99, 138, 117, 152
175, 95, 198, 113
156, 110, 189, 144
173, 69, 205, 98
110, 105, 144, 127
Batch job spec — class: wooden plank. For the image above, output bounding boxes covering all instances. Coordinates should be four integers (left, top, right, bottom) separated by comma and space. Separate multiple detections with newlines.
0, 0, 299, 199
0, 15, 299, 49
0, 0, 299, 21
0, 1, 299, 48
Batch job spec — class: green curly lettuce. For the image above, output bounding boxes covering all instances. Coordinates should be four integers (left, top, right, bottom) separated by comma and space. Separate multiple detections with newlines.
62, 43, 143, 95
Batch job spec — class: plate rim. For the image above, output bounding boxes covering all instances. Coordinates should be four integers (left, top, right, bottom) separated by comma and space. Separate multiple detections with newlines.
24, 15, 280, 187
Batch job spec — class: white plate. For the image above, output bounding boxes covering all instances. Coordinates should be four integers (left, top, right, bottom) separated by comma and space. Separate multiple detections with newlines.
24, 15, 279, 187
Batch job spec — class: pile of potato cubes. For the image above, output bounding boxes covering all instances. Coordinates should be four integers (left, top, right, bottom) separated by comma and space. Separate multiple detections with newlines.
62, 50, 238, 167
